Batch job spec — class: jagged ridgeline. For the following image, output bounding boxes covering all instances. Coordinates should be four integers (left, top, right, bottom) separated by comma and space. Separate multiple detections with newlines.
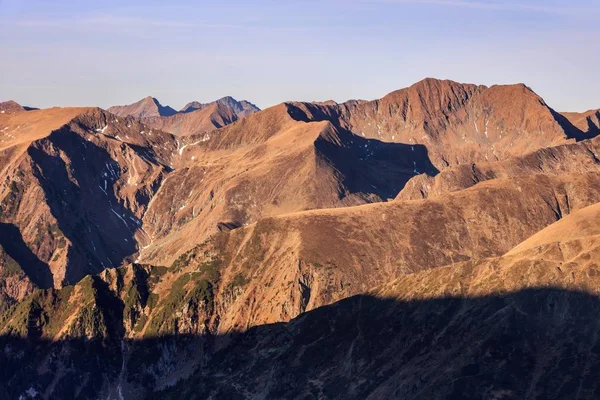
1, 79, 600, 398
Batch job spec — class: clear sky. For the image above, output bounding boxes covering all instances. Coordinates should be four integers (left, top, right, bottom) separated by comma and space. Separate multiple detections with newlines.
1, 0, 598, 112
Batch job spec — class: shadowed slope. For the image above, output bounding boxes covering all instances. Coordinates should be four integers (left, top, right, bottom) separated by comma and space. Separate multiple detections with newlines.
0, 223, 52, 288
560, 109, 600, 139
4, 202, 600, 398
0, 107, 177, 293
2, 288, 600, 399
397, 135, 600, 200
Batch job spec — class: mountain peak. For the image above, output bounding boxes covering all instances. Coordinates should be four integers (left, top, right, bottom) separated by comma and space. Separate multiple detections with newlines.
180, 96, 260, 116
0, 100, 37, 113
108, 96, 177, 118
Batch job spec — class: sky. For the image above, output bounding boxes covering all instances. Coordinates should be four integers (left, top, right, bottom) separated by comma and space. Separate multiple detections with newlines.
0, 0, 598, 112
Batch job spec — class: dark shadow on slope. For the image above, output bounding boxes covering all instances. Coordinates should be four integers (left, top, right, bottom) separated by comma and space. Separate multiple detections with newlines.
151, 98, 178, 117
27, 126, 143, 285
551, 109, 600, 141
315, 128, 439, 200
3, 288, 600, 399
0, 223, 52, 288
286, 102, 439, 199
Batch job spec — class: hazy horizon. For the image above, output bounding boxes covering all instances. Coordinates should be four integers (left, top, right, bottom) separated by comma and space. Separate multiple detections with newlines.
1, 0, 599, 112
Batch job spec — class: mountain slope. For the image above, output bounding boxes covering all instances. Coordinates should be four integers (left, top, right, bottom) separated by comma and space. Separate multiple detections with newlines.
561, 109, 600, 138
398, 135, 600, 200
138, 103, 438, 265
0, 107, 177, 300
142, 101, 251, 136
108, 96, 177, 118
3, 79, 599, 301
0, 100, 36, 114
108, 96, 260, 137
4, 200, 600, 399
289, 79, 594, 168
180, 96, 259, 116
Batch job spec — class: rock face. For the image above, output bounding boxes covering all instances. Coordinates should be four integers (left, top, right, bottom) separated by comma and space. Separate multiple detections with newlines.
2, 78, 600, 399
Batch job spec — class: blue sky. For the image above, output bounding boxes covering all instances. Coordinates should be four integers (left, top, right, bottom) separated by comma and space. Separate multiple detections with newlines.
0, 0, 598, 111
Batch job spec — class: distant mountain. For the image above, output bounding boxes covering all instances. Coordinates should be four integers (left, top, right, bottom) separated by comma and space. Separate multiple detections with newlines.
142, 99, 259, 136
107, 96, 260, 136
0, 100, 37, 114
180, 96, 260, 117
108, 96, 177, 118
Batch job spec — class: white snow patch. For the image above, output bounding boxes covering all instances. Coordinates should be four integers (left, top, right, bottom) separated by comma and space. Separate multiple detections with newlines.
473, 121, 479, 133
110, 208, 129, 227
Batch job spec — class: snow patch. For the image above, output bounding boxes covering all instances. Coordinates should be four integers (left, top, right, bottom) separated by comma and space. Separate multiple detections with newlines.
110, 208, 129, 227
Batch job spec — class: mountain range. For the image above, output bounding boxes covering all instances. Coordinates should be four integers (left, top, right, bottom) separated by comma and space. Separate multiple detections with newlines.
108, 95, 260, 136
2, 79, 600, 399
